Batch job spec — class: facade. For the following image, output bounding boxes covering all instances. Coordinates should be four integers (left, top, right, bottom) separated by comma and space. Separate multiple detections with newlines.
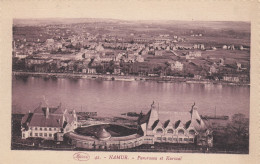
21, 103, 77, 141
113, 68, 121, 75
154, 50, 163, 56
223, 76, 240, 83
209, 65, 218, 74
138, 102, 213, 147
64, 127, 143, 150
64, 102, 213, 150
170, 61, 183, 71
185, 51, 201, 60
21, 101, 213, 149
87, 68, 97, 74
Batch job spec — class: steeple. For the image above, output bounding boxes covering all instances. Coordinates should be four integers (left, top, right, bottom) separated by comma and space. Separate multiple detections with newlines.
190, 102, 196, 115
147, 101, 159, 129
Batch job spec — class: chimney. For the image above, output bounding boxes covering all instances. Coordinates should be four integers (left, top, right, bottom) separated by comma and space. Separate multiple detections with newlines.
46, 107, 49, 118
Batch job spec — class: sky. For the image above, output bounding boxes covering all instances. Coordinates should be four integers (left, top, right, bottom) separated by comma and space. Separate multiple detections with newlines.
2, 0, 256, 22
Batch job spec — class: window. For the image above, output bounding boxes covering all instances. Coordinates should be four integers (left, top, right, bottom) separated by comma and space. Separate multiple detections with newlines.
39, 133, 42, 136
22, 133, 25, 138
40, 128, 42, 131
157, 137, 161, 140
179, 138, 182, 141
35, 127, 38, 130
44, 128, 47, 131
189, 138, 193, 142
156, 128, 163, 133
168, 137, 172, 141
35, 133, 38, 137
178, 129, 184, 135
184, 138, 189, 141
49, 128, 52, 131
30, 133, 32, 136
54, 128, 56, 131
44, 133, 47, 137
163, 137, 166, 141
49, 134, 52, 137
173, 138, 177, 141
189, 130, 196, 135
167, 129, 174, 134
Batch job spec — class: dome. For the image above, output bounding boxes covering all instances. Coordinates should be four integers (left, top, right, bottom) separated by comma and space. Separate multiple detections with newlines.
96, 128, 111, 140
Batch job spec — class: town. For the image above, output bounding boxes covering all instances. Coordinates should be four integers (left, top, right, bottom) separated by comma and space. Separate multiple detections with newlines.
11, 19, 250, 153
12, 19, 250, 84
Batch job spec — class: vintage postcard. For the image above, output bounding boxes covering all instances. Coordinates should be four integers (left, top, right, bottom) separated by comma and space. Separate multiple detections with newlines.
0, 0, 260, 163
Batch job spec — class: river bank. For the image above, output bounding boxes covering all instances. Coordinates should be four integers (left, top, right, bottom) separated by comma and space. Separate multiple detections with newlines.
12, 71, 249, 86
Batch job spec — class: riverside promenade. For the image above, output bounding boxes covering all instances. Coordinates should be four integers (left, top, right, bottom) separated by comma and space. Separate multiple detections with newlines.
12, 71, 249, 86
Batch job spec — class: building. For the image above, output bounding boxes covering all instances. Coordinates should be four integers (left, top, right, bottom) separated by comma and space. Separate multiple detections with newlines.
95, 44, 105, 52
154, 50, 163, 56
136, 55, 144, 62
113, 67, 121, 75
64, 102, 213, 151
64, 124, 143, 150
21, 103, 77, 141
82, 68, 87, 73
193, 44, 205, 50
14, 52, 28, 59
186, 51, 201, 59
133, 37, 153, 43
88, 67, 97, 74
138, 102, 213, 147
45, 39, 55, 50
237, 62, 242, 71
223, 76, 240, 83
189, 51, 202, 57
219, 58, 224, 66
194, 75, 202, 80
170, 61, 183, 71
209, 65, 218, 74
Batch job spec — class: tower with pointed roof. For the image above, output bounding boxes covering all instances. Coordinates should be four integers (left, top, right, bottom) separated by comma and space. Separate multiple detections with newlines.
138, 102, 213, 147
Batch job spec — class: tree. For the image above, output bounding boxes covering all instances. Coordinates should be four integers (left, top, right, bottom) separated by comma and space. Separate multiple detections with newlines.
225, 113, 249, 151
96, 65, 104, 74
228, 113, 249, 140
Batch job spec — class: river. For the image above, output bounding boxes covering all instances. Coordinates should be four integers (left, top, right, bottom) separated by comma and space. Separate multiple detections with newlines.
12, 76, 250, 118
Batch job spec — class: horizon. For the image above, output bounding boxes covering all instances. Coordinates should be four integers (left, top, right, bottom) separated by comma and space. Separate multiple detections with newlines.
13, 18, 251, 24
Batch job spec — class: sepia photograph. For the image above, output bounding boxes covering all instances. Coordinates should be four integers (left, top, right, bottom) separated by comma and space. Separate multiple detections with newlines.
12, 18, 250, 154
1, 0, 259, 163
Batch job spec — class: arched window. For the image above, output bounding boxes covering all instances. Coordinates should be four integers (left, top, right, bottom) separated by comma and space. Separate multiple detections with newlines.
156, 128, 163, 133
167, 129, 174, 134
178, 129, 184, 135
189, 129, 196, 135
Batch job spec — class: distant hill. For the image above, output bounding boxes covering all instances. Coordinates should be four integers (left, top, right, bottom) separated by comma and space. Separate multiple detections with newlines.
13, 18, 250, 32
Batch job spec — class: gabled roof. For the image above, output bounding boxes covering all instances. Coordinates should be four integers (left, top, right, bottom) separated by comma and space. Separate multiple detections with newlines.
151, 120, 160, 130
139, 109, 151, 125
140, 103, 208, 132
22, 103, 75, 128
191, 109, 207, 131
164, 120, 171, 129
21, 113, 33, 125
29, 113, 63, 127
159, 111, 191, 124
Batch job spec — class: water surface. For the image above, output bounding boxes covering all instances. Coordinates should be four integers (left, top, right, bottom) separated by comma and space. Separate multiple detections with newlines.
12, 77, 250, 118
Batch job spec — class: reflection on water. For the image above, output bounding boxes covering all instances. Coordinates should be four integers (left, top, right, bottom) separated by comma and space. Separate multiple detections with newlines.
12, 77, 250, 117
